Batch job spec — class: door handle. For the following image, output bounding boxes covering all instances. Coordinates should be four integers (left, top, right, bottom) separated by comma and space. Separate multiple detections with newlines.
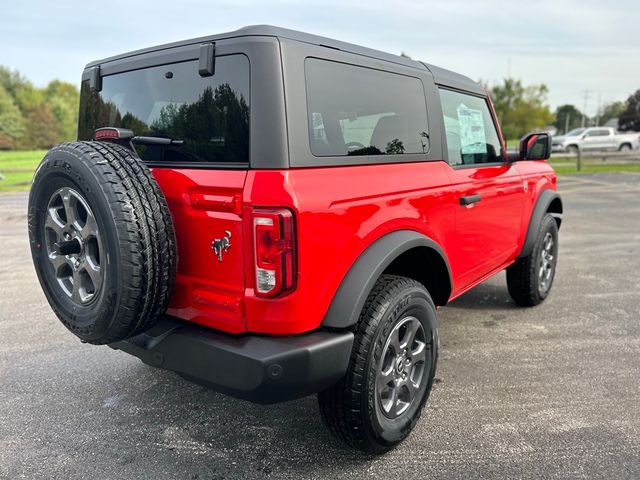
460, 194, 482, 206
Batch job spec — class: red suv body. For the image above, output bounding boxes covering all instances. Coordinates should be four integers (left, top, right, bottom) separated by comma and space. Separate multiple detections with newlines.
153, 154, 557, 336
33, 25, 562, 452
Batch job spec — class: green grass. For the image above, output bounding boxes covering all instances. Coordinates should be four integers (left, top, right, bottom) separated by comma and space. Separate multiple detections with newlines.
0, 150, 46, 191
554, 163, 640, 174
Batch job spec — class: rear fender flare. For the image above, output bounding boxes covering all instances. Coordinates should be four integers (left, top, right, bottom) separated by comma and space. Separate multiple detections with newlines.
321, 230, 452, 329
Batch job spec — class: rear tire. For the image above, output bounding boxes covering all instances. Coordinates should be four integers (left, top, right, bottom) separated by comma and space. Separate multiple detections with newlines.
318, 275, 438, 454
619, 143, 632, 152
507, 214, 558, 306
28, 141, 177, 345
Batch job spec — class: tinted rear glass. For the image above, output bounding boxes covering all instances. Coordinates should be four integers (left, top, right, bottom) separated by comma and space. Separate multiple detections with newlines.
305, 58, 429, 157
78, 54, 250, 164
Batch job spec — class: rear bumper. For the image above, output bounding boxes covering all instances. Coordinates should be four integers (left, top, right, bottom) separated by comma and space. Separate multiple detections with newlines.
109, 317, 354, 404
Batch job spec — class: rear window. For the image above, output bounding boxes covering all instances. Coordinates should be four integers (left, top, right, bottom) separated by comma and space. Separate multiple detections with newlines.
78, 54, 250, 164
305, 58, 429, 157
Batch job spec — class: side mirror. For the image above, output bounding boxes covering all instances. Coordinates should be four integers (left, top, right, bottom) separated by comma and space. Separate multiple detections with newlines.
519, 132, 551, 161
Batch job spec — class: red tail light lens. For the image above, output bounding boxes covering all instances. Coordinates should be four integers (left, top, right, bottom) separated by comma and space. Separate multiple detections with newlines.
253, 208, 295, 297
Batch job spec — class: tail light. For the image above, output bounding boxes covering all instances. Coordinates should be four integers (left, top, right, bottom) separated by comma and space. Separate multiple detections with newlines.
252, 208, 296, 297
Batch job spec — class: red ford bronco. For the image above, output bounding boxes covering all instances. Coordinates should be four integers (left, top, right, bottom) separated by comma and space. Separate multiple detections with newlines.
28, 26, 562, 453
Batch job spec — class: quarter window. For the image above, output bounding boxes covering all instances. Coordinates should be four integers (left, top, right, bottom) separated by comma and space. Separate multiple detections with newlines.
438, 88, 504, 166
305, 58, 429, 157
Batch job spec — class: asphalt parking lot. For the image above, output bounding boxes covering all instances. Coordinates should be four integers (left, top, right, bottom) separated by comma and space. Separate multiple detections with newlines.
1, 174, 639, 479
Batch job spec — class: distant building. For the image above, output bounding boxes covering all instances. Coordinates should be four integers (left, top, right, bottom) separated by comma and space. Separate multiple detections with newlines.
604, 118, 619, 129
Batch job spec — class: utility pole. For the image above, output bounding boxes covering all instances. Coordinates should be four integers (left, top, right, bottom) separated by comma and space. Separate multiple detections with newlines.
595, 93, 602, 126
581, 90, 589, 127
564, 113, 570, 134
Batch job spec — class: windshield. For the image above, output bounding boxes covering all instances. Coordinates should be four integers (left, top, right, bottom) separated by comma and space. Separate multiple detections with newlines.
565, 128, 586, 137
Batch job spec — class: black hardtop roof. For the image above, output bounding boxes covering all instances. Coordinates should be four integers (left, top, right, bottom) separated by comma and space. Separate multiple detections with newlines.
86, 25, 483, 94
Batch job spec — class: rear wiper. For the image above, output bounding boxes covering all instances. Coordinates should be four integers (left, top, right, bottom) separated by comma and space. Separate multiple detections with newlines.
131, 136, 184, 146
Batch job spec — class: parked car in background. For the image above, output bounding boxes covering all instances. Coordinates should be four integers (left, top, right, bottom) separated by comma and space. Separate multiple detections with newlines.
551, 127, 640, 154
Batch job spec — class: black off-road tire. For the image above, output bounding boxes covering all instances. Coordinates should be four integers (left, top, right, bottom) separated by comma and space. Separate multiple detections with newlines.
28, 141, 177, 345
318, 275, 438, 454
507, 214, 558, 306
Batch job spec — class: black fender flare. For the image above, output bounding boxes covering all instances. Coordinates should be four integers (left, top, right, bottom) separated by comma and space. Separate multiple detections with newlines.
518, 189, 563, 259
321, 230, 452, 329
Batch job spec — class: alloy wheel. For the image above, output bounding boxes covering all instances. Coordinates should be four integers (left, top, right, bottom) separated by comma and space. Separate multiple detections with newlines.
44, 187, 103, 305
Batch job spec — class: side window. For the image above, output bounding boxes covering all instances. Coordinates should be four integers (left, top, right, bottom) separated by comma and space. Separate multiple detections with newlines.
305, 58, 429, 157
438, 88, 504, 166
591, 129, 609, 137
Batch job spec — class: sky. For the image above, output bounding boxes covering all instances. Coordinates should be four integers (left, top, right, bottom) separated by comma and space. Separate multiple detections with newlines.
1, 0, 638, 116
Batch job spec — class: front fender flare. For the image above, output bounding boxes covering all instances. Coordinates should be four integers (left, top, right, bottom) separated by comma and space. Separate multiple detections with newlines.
321, 230, 452, 329
518, 189, 563, 259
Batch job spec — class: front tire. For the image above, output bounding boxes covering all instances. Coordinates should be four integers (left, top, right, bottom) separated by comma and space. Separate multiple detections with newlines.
318, 275, 438, 454
566, 145, 579, 155
507, 214, 558, 306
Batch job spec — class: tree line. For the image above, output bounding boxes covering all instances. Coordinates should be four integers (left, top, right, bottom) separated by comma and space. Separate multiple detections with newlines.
0, 66, 79, 150
1, 63, 640, 150
487, 78, 640, 139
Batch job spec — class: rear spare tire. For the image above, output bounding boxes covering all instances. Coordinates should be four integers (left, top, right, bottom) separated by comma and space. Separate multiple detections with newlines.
28, 141, 177, 345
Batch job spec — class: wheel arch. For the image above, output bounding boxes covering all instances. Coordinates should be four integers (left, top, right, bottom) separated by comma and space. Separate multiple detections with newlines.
321, 230, 452, 329
518, 189, 563, 259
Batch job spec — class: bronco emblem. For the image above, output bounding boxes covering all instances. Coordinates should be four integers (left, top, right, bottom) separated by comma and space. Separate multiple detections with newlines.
211, 231, 232, 262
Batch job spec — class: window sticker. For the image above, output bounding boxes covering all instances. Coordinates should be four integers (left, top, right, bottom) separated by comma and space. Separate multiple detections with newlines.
457, 104, 487, 155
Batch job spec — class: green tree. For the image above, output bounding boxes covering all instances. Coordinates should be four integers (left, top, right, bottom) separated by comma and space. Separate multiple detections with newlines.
0, 84, 25, 149
0, 65, 80, 148
45, 80, 80, 141
489, 78, 555, 139
598, 101, 626, 127
0, 66, 27, 99
553, 104, 583, 133
618, 91, 640, 132
18, 104, 60, 149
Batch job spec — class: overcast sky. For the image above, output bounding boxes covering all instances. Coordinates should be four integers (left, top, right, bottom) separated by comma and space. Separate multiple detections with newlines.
2, 0, 638, 115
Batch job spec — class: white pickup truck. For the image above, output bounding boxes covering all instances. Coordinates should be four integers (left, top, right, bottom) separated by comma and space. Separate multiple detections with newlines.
551, 127, 640, 154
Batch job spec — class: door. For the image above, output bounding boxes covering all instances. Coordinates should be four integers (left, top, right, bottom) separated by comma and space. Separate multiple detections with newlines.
582, 128, 611, 150
437, 88, 525, 289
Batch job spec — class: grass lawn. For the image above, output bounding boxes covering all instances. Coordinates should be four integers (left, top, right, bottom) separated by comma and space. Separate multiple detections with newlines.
553, 163, 640, 174
0, 150, 46, 191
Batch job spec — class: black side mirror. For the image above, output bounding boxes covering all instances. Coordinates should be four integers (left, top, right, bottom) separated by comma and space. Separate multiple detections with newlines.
519, 132, 551, 161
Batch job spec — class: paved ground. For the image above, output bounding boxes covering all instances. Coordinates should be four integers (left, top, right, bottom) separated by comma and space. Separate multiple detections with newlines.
1, 174, 639, 479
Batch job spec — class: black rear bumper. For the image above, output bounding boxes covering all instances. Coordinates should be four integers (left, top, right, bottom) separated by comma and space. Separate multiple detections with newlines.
109, 317, 354, 404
